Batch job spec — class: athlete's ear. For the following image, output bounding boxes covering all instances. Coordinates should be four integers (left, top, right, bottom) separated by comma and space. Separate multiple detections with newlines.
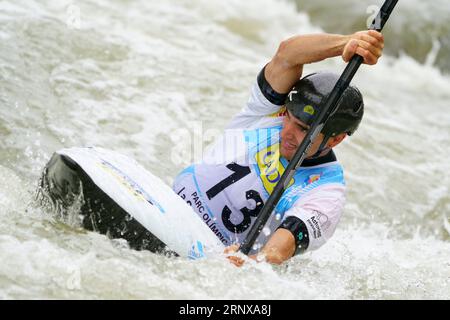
327, 133, 347, 148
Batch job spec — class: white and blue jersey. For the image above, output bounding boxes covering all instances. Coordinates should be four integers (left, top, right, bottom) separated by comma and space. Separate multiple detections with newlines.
173, 78, 346, 254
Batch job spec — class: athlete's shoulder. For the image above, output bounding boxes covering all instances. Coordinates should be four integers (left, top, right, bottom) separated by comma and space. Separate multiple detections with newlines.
226, 68, 288, 130
298, 151, 345, 184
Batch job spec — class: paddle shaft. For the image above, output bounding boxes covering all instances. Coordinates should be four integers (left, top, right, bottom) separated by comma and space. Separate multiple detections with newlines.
240, 0, 399, 255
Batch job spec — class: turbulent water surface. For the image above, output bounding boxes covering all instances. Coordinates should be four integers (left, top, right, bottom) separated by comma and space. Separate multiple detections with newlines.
0, 0, 449, 299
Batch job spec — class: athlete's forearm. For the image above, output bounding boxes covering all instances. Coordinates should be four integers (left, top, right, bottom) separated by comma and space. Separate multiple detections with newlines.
259, 228, 296, 265
275, 33, 350, 67
265, 33, 350, 94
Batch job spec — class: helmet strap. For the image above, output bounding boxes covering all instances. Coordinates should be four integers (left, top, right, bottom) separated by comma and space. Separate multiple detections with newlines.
309, 134, 331, 159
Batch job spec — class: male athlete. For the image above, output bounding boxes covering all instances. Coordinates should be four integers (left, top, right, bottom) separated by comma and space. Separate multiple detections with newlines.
173, 30, 384, 266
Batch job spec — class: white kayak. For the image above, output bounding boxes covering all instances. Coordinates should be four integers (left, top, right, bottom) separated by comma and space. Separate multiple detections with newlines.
40, 147, 224, 259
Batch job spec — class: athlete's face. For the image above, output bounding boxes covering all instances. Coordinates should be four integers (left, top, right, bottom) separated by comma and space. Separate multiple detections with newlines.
280, 110, 326, 161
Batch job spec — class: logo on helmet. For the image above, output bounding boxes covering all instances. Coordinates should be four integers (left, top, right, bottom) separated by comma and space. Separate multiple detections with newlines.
303, 105, 315, 116
288, 90, 298, 102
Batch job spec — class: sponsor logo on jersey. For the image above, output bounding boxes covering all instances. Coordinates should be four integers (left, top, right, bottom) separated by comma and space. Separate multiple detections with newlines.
313, 210, 331, 232
307, 174, 321, 184
255, 144, 293, 195
306, 215, 322, 239
177, 188, 208, 214
176, 186, 229, 245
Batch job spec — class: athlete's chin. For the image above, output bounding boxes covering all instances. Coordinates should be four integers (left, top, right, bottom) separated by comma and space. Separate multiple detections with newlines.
280, 147, 293, 161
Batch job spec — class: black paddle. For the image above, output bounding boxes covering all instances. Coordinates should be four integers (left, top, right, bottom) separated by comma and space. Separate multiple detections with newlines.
240, 0, 399, 255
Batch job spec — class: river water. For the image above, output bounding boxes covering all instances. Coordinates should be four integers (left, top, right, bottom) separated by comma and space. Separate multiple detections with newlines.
0, 0, 449, 299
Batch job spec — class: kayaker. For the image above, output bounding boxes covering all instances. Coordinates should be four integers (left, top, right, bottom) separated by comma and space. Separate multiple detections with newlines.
173, 30, 384, 266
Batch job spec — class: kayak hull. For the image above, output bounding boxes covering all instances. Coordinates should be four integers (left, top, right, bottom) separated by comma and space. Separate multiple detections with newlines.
41, 153, 168, 253
38, 147, 223, 259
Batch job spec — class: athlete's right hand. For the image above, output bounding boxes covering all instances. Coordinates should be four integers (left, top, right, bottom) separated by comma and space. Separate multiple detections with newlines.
224, 244, 245, 267
342, 30, 384, 65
